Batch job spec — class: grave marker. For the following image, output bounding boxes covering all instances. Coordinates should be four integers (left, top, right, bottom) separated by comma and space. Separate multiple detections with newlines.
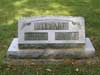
18, 16, 85, 49
7, 16, 95, 59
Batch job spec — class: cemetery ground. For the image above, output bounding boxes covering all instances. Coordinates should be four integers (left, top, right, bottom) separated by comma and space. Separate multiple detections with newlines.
0, 0, 100, 75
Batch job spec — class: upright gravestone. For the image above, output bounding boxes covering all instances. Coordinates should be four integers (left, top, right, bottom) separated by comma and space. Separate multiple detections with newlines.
7, 16, 95, 60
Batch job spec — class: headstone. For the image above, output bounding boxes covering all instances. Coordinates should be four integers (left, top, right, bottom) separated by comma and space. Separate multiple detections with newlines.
7, 16, 95, 59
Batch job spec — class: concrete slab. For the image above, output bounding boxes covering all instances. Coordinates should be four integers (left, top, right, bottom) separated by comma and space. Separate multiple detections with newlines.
7, 38, 95, 58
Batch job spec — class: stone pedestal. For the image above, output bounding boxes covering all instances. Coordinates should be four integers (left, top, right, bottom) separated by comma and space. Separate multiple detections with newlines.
7, 38, 95, 59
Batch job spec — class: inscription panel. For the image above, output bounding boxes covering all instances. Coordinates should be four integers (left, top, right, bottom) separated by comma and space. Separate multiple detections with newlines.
25, 32, 48, 40
34, 22, 69, 30
55, 32, 79, 40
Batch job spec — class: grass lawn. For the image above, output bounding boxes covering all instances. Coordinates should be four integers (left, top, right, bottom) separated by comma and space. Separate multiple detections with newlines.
0, 0, 100, 75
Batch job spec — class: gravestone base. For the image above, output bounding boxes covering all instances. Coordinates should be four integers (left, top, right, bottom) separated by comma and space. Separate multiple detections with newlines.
5, 57, 99, 65
7, 38, 95, 59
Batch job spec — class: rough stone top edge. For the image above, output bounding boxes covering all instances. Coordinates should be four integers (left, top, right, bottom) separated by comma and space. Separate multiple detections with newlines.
18, 16, 85, 23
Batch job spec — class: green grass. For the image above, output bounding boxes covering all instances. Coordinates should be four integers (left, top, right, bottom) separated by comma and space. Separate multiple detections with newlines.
0, 64, 100, 75
0, 0, 100, 75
